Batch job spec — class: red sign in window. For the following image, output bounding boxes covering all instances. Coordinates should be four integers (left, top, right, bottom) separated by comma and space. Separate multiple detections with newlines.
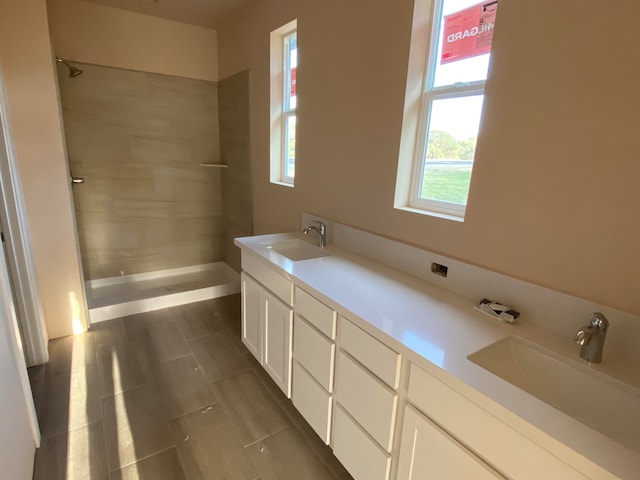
290, 67, 297, 97
441, 1, 498, 65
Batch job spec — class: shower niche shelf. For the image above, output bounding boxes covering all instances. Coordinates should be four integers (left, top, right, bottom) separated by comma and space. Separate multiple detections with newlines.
200, 163, 228, 168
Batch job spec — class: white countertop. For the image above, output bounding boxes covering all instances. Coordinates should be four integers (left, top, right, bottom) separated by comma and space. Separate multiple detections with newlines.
235, 232, 640, 479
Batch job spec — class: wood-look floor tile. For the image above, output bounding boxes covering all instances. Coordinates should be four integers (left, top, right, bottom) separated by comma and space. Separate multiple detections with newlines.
175, 302, 223, 340
102, 384, 174, 471
213, 369, 291, 446
210, 294, 241, 326
291, 408, 353, 479
279, 399, 353, 479
210, 295, 246, 354
35, 293, 348, 479
218, 308, 241, 335
337, 471, 356, 480
123, 310, 173, 337
220, 322, 248, 355
28, 364, 46, 415
126, 308, 173, 328
189, 331, 249, 382
47, 333, 97, 374
246, 427, 335, 480
246, 354, 287, 403
142, 320, 192, 363
96, 341, 154, 396
110, 447, 186, 480
170, 403, 259, 480
39, 367, 102, 438
279, 398, 307, 427
33, 421, 109, 480
154, 355, 217, 418
90, 318, 128, 348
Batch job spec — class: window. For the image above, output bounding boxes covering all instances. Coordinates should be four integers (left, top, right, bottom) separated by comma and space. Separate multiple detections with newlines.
395, 0, 498, 220
270, 20, 297, 186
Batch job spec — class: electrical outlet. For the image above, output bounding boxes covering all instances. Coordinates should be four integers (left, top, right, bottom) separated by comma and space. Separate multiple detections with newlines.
431, 262, 448, 278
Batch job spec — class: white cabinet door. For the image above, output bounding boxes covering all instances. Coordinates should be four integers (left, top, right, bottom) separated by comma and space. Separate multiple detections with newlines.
397, 406, 503, 480
241, 272, 262, 362
241, 271, 293, 397
263, 289, 293, 397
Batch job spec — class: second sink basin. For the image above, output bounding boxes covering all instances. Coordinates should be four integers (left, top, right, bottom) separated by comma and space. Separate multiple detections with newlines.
468, 336, 640, 453
265, 239, 329, 262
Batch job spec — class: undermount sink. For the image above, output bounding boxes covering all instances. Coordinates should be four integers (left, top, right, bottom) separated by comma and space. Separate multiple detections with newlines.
468, 337, 640, 453
264, 239, 329, 261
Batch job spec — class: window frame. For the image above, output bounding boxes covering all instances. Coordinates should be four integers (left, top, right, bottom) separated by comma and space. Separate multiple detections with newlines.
281, 30, 297, 184
395, 0, 495, 221
270, 20, 297, 187
409, 86, 485, 218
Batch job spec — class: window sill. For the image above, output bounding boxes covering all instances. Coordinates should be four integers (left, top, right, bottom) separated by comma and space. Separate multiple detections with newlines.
270, 180, 295, 188
395, 204, 465, 223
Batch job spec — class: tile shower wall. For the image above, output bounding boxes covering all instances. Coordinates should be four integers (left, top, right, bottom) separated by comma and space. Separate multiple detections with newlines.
59, 63, 223, 280
218, 70, 252, 272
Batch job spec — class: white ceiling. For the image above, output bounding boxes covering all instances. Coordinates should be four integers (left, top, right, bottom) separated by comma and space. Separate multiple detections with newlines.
82, 0, 252, 29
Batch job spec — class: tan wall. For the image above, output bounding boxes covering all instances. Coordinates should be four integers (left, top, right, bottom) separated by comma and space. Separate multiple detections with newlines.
0, 0, 88, 338
218, 0, 640, 316
60, 63, 223, 279
47, 0, 219, 82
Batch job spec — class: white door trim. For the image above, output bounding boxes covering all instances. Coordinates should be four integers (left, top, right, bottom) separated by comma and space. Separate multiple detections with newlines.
0, 225, 40, 446
0, 61, 44, 445
0, 63, 49, 367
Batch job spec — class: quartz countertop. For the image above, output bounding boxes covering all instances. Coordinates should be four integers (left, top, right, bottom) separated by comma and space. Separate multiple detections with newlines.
235, 232, 640, 479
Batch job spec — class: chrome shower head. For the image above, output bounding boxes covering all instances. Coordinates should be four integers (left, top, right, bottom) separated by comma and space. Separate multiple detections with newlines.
56, 58, 83, 78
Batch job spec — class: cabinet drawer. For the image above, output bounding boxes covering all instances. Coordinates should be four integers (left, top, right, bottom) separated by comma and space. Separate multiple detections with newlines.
293, 316, 335, 391
335, 351, 397, 451
295, 287, 336, 339
339, 317, 401, 388
242, 253, 293, 305
397, 405, 503, 480
292, 361, 332, 444
408, 364, 589, 480
332, 406, 391, 480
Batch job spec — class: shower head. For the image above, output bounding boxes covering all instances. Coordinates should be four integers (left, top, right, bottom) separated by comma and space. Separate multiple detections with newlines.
56, 58, 83, 78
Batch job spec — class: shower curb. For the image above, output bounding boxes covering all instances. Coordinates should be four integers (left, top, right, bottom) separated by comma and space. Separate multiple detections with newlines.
86, 262, 240, 323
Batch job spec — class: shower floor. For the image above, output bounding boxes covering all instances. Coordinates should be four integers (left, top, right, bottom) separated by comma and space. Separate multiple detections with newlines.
86, 262, 240, 323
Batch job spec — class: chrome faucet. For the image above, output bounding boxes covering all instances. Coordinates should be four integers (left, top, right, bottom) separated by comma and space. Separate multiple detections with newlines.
573, 312, 609, 363
303, 221, 326, 249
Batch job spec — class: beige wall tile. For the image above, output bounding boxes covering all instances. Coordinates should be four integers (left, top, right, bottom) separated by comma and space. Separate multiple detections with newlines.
218, 71, 252, 272
60, 63, 223, 279
130, 137, 192, 165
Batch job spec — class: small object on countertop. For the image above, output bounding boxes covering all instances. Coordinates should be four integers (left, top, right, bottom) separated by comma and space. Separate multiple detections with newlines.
474, 298, 520, 324
488, 303, 508, 312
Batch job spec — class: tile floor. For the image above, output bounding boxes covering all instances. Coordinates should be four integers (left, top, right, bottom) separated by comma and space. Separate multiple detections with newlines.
29, 294, 353, 480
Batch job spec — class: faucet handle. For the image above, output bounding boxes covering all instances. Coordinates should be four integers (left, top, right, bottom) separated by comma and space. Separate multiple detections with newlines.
573, 330, 589, 346
312, 220, 326, 233
590, 312, 609, 330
